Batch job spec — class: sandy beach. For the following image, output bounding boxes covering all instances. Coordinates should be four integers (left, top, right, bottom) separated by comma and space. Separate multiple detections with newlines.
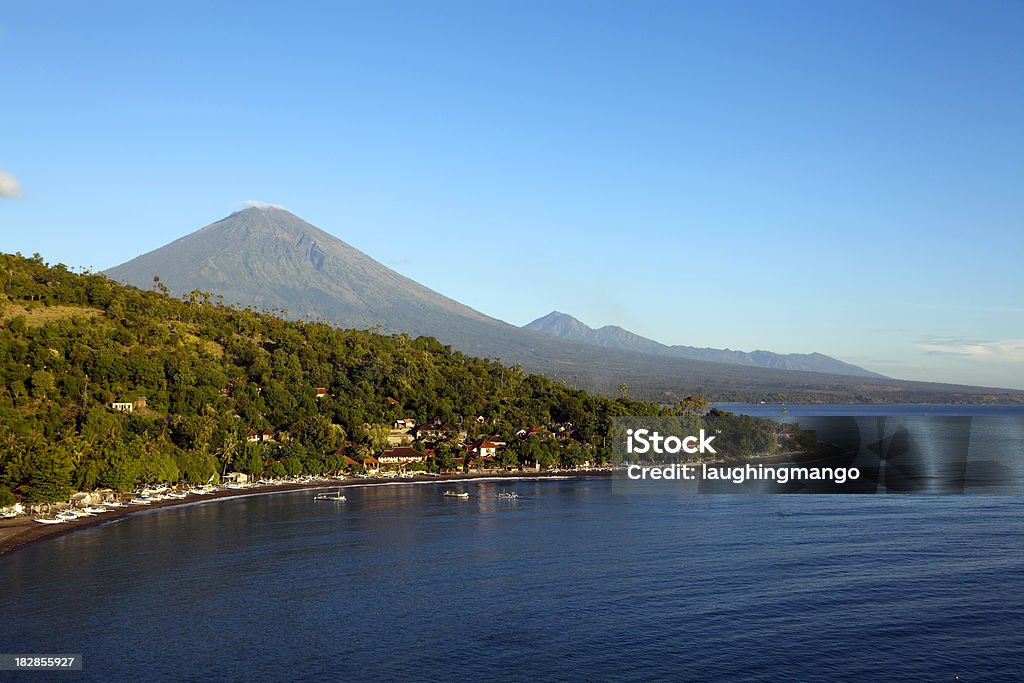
0, 471, 601, 559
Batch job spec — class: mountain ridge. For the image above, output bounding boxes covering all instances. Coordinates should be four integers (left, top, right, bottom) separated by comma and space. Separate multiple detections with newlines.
524, 311, 885, 378
103, 206, 1020, 402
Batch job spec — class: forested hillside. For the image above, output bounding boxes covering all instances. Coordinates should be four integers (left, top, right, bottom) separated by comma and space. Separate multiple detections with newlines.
1, 253, 680, 503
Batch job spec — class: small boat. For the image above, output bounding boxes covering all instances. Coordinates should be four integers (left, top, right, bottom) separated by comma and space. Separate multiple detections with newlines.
130, 497, 152, 505
82, 506, 108, 514
2, 511, 18, 519
314, 489, 347, 501
35, 517, 65, 524
497, 491, 518, 499
56, 511, 80, 521
166, 491, 187, 499
443, 490, 470, 498
101, 501, 124, 508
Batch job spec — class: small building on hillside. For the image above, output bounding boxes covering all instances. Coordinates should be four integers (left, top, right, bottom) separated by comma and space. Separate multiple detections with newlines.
247, 428, 277, 443
388, 419, 416, 446
111, 402, 134, 413
413, 422, 457, 441
517, 426, 549, 439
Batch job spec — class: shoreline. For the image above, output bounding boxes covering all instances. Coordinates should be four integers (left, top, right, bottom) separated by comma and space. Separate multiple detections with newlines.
0, 471, 602, 560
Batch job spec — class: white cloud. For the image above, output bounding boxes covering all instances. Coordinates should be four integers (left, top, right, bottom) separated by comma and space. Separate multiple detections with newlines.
241, 199, 285, 210
915, 336, 1024, 362
0, 170, 21, 198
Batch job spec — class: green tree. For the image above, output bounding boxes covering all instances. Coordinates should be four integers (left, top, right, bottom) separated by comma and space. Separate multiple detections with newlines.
0, 486, 16, 508
24, 456, 73, 503
239, 444, 267, 478
284, 456, 304, 477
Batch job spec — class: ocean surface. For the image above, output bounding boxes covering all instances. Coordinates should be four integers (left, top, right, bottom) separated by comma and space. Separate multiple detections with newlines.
2, 406, 1023, 681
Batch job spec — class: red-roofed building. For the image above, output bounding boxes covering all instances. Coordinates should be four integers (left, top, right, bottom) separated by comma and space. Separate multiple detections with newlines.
377, 447, 427, 471
466, 440, 500, 459
517, 426, 550, 439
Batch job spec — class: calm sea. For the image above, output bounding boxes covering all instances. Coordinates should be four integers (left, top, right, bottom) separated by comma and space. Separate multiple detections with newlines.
2, 405, 1022, 681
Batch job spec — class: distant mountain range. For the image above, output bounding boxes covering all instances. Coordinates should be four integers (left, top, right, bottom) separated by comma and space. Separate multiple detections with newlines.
525, 311, 886, 379
104, 207, 1022, 402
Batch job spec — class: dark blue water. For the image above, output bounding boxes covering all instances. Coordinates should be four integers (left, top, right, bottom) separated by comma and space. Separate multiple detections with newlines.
2, 478, 1022, 681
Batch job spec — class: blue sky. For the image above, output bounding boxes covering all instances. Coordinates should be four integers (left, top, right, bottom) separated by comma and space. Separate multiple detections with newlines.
2, 1, 1022, 389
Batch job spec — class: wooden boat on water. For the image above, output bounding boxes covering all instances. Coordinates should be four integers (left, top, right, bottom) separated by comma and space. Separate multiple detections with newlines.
497, 490, 519, 499
314, 489, 347, 501
443, 490, 470, 498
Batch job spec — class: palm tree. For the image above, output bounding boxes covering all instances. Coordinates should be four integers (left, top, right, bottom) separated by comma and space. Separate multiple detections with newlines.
217, 435, 241, 476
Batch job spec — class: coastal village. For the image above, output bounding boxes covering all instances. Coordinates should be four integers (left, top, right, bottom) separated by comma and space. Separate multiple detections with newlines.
0, 388, 803, 528
0, 403, 611, 556
0, 397, 601, 527
0, 254, 799, 548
